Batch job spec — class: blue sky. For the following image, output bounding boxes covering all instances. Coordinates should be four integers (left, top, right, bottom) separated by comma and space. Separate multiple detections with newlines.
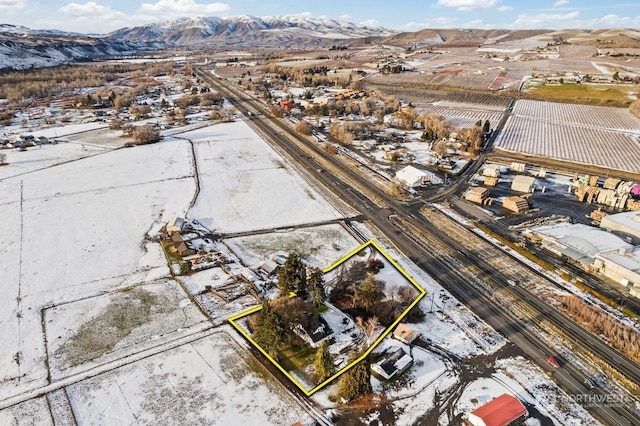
2, 0, 639, 34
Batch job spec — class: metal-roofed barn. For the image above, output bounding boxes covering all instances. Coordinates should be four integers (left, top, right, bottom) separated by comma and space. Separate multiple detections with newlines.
468, 393, 527, 426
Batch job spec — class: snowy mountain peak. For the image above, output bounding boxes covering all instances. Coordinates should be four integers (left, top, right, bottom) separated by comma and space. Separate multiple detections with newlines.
107, 14, 395, 47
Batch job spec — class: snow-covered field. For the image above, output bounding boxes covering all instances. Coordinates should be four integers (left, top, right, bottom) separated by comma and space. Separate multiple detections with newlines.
66, 331, 314, 425
229, 224, 361, 270
0, 137, 195, 400
0, 142, 111, 179
183, 121, 345, 233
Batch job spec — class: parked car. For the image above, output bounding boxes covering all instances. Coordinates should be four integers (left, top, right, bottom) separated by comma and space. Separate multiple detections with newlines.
547, 355, 560, 368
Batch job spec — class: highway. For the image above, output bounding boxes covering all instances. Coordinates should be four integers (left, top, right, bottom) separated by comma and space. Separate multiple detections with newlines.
197, 68, 640, 425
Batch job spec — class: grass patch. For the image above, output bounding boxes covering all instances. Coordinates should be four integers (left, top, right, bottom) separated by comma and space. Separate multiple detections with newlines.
524, 83, 636, 107
278, 344, 317, 374
54, 288, 170, 368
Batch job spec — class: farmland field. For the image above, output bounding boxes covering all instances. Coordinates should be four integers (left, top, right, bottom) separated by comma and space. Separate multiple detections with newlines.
422, 106, 504, 129
494, 99, 640, 174
523, 82, 638, 107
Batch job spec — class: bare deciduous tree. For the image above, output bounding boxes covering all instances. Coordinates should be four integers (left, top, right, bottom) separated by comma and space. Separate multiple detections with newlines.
132, 124, 161, 145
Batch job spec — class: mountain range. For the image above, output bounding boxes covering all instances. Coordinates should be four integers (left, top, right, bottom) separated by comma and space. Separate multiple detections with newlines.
1, 15, 640, 71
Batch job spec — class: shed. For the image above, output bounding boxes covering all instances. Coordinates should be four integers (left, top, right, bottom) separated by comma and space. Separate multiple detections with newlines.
393, 323, 419, 344
468, 393, 527, 426
511, 175, 535, 193
482, 164, 500, 178
259, 260, 279, 276
166, 217, 185, 234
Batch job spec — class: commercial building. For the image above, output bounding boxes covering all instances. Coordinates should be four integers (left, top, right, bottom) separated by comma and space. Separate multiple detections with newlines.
526, 222, 639, 296
396, 165, 442, 188
600, 211, 640, 244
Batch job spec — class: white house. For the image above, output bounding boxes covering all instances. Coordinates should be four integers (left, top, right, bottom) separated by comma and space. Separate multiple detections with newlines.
371, 347, 413, 380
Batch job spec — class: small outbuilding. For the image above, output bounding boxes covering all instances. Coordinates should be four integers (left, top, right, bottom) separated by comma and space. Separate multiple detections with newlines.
166, 217, 185, 234
482, 164, 500, 178
259, 260, 279, 276
511, 175, 535, 193
468, 393, 527, 426
393, 323, 419, 344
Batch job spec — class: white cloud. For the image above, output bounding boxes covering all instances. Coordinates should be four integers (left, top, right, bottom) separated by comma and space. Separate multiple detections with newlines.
501, 10, 640, 29
437, 0, 499, 11
463, 19, 484, 27
340, 14, 350, 20
400, 21, 432, 31
359, 19, 380, 27
0, 0, 25, 11
139, 0, 229, 16
511, 11, 579, 28
59, 2, 114, 16
290, 11, 313, 18
435, 16, 458, 26
497, 5, 512, 11
553, 0, 569, 6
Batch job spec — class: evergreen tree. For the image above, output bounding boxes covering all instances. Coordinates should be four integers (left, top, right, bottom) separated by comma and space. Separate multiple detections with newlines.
308, 267, 326, 306
314, 340, 333, 382
483, 120, 490, 134
337, 349, 372, 401
277, 253, 308, 298
355, 273, 385, 310
253, 301, 287, 360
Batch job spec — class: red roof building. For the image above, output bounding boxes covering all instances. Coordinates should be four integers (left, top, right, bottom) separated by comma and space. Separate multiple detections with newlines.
468, 393, 528, 426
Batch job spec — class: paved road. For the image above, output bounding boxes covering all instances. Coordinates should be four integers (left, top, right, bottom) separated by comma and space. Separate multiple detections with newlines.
198, 68, 640, 425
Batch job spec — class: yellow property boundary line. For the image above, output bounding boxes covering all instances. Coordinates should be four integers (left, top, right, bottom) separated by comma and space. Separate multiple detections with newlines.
228, 240, 427, 396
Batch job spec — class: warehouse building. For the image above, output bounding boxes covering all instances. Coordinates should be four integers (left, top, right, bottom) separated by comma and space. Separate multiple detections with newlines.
526, 222, 639, 297
396, 165, 442, 188
600, 211, 640, 244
